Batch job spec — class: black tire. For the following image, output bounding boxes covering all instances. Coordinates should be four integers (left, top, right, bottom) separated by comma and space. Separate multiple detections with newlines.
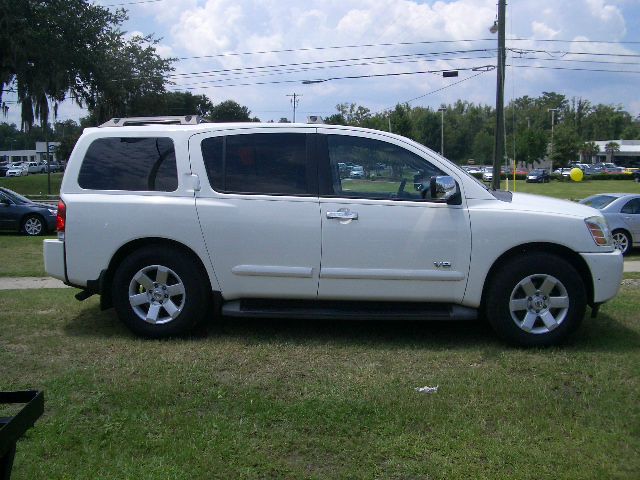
484, 253, 586, 347
22, 214, 45, 236
112, 246, 211, 338
612, 229, 632, 256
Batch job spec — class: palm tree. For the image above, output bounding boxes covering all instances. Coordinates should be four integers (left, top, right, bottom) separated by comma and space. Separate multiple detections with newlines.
604, 142, 620, 164
580, 141, 600, 164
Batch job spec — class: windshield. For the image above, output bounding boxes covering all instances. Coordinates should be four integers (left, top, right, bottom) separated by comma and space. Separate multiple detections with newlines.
580, 195, 617, 209
0, 187, 31, 204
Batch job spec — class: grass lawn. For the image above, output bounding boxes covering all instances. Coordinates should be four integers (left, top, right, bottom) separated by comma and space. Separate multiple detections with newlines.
1, 288, 639, 479
0, 172, 63, 196
498, 178, 640, 200
0, 233, 56, 277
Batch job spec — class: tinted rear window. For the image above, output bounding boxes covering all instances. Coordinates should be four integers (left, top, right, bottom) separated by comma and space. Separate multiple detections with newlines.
78, 137, 178, 191
201, 133, 309, 195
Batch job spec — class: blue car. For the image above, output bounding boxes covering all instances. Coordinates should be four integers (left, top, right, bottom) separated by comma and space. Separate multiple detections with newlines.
0, 187, 57, 235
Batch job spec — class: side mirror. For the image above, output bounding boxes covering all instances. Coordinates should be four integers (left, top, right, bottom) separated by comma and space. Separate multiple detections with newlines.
429, 176, 461, 205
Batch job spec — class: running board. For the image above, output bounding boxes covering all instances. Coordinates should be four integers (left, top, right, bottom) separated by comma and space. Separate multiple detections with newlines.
221, 299, 477, 321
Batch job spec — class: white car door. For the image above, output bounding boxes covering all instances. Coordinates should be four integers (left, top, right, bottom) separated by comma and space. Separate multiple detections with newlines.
317, 129, 471, 303
189, 127, 321, 300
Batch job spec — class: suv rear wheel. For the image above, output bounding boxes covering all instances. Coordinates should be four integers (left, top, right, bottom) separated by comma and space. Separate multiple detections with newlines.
485, 253, 586, 347
112, 246, 210, 338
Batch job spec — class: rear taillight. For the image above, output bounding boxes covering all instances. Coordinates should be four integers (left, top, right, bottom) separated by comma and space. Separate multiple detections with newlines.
56, 200, 66, 239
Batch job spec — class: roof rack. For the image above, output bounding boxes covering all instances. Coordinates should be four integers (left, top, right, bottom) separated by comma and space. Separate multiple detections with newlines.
99, 115, 206, 127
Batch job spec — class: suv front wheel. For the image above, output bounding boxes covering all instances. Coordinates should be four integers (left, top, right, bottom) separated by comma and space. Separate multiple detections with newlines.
485, 253, 586, 347
112, 246, 210, 338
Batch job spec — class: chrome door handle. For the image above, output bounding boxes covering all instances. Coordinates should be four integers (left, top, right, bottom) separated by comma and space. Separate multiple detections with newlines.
326, 208, 358, 220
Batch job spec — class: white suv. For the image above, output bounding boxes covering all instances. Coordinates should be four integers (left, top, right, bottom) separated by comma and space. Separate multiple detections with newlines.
44, 116, 623, 346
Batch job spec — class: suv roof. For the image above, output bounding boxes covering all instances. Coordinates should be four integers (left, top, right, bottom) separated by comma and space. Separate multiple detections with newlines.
99, 115, 206, 127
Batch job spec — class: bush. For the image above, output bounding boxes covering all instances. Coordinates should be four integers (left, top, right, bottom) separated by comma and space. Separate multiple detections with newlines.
587, 174, 634, 181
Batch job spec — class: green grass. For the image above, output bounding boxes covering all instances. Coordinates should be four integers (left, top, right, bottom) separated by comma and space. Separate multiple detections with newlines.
0, 233, 55, 277
1, 288, 638, 479
0, 172, 63, 196
499, 179, 640, 200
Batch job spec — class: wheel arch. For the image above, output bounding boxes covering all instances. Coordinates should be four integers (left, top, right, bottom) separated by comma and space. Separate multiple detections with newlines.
100, 237, 214, 310
481, 242, 594, 307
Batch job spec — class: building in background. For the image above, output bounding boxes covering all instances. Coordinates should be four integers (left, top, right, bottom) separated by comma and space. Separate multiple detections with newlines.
590, 140, 640, 167
0, 142, 61, 164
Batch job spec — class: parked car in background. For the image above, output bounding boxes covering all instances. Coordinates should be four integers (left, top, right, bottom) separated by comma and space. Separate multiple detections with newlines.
27, 161, 46, 174
579, 193, 640, 255
526, 169, 550, 183
0, 163, 9, 177
0, 187, 57, 235
6, 163, 28, 177
46, 162, 63, 173
633, 171, 640, 183
570, 163, 594, 175
553, 168, 572, 177
604, 166, 626, 175
481, 168, 493, 182
349, 165, 365, 178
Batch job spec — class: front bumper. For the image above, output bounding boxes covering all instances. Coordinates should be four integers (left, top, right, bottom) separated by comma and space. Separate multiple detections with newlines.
580, 250, 623, 304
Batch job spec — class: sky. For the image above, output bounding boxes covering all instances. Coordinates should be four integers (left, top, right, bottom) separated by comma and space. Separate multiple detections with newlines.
4, 0, 640, 126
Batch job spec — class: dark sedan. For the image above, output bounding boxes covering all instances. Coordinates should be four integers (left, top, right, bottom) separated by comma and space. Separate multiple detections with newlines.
0, 187, 57, 235
526, 169, 550, 183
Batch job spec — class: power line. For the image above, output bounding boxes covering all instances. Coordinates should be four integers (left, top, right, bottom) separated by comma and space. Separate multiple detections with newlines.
508, 64, 640, 74
175, 39, 498, 61
508, 37, 640, 45
163, 49, 496, 80
404, 70, 491, 104
171, 54, 497, 88
98, 0, 163, 6
168, 65, 495, 91
509, 48, 640, 58
173, 37, 640, 62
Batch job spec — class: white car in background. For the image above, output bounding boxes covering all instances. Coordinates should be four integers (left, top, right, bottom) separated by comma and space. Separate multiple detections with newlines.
481, 168, 493, 182
6, 163, 28, 177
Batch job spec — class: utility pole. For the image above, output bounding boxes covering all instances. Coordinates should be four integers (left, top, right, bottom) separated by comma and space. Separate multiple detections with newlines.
44, 121, 51, 195
548, 108, 559, 167
286, 93, 301, 123
491, 0, 506, 190
437, 107, 446, 156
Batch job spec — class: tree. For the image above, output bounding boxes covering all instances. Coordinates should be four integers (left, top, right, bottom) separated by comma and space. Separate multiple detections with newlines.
389, 104, 412, 138
87, 34, 174, 124
604, 141, 620, 164
515, 129, 548, 168
471, 130, 494, 164
1, 0, 125, 129
579, 141, 600, 164
209, 100, 253, 122
550, 125, 581, 166
1, 1, 175, 129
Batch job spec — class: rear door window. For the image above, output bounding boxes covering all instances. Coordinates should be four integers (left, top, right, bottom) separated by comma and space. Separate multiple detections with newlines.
78, 137, 178, 191
201, 133, 312, 195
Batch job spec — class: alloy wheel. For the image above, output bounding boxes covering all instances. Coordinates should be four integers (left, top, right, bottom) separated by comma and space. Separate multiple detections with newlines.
509, 273, 570, 334
128, 265, 186, 324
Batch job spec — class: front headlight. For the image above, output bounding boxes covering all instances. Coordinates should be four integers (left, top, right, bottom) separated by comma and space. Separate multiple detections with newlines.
585, 216, 612, 247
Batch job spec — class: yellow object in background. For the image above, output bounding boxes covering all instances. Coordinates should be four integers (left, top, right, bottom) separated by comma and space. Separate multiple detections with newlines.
570, 168, 584, 182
